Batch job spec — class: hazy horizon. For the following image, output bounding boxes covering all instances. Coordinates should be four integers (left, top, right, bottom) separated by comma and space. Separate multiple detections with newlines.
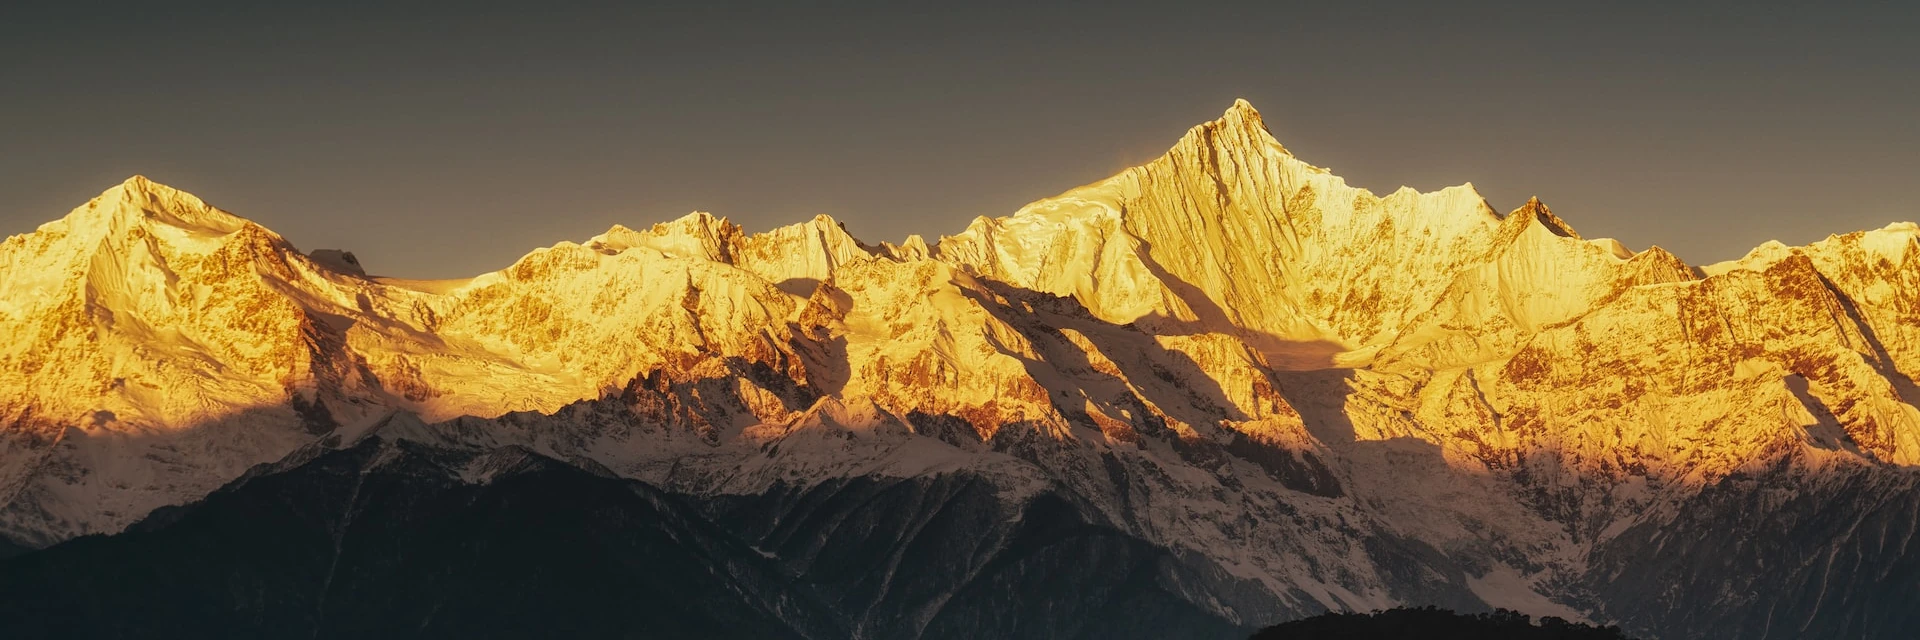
4, 1, 1916, 279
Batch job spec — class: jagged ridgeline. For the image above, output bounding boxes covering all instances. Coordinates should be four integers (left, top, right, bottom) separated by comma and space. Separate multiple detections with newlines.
1, 101, 1917, 639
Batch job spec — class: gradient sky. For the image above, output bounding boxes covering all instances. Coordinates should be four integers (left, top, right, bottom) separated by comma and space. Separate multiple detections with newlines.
4, 1, 1916, 279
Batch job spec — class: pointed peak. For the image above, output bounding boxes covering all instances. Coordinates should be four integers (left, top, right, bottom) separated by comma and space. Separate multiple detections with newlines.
1224, 98, 1261, 120
1212, 99, 1266, 133
739, 212, 878, 274
880, 234, 934, 262
1623, 245, 1699, 283
104, 175, 203, 205
1512, 195, 1546, 215
102, 174, 182, 202
656, 211, 742, 241
800, 213, 855, 237
1633, 244, 1687, 266
900, 233, 931, 254
753, 213, 857, 243
55, 175, 248, 237
1173, 99, 1289, 158
1515, 196, 1553, 216
658, 210, 734, 235
1513, 196, 1581, 240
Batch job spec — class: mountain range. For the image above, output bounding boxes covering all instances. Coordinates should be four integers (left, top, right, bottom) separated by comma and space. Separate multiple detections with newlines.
2, 100, 1917, 639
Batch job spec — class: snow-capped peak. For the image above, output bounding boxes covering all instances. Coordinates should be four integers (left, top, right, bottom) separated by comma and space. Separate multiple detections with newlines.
1173, 97, 1292, 159
1515, 196, 1581, 239
56, 175, 250, 238
1, 103, 1918, 632
588, 211, 739, 261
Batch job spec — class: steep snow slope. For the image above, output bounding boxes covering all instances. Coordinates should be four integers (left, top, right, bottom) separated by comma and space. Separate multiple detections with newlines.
937, 100, 1508, 367
1, 101, 1917, 638
0, 178, 399, 545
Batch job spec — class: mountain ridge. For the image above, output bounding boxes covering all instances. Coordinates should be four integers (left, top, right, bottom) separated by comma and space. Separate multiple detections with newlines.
2, 100, 1918, 638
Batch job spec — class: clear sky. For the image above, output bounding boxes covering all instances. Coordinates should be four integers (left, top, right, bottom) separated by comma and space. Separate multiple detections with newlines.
3, 1, 1915, 278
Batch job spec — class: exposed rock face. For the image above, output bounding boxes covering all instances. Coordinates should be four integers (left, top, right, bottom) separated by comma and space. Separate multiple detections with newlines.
308, 249, 365, 276
1, 102, 1916, 638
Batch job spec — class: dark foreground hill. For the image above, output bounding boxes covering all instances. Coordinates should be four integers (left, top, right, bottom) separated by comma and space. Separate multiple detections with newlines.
1251, 606, 1634, 640
0, 436, 1248, 639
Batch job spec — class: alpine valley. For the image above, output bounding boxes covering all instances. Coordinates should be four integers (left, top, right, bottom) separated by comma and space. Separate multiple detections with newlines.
2, 101, 1918, 639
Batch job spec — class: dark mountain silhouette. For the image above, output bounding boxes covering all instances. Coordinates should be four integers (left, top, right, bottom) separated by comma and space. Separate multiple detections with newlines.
0, 436, 1251, 639
1250, 607, 1634, 640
